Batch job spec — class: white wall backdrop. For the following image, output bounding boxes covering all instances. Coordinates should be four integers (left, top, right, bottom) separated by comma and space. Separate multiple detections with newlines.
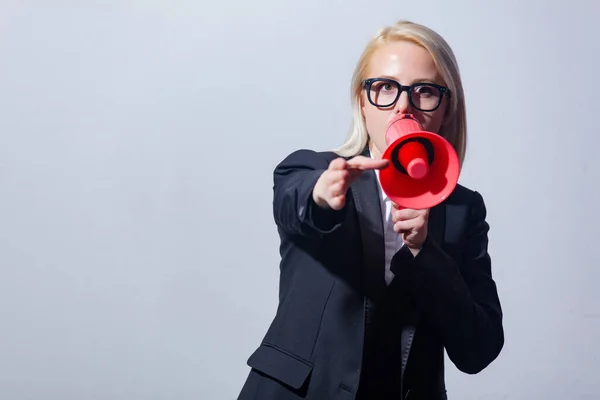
1, 0, 599, 399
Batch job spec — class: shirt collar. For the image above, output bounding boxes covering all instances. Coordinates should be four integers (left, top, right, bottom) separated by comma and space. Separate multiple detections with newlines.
368, 148, 389, 202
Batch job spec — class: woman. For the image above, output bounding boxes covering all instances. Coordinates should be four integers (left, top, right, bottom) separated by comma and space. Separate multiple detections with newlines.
238, 20, 504, 400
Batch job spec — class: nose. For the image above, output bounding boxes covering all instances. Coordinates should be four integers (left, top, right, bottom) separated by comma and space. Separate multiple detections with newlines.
394, 90, 411, 114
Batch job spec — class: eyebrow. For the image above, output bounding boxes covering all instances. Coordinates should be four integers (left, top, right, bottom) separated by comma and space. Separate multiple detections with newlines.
375, 75, 440, 85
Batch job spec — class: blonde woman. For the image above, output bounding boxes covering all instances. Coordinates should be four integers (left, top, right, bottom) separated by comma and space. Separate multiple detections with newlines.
238, 20, 504, 400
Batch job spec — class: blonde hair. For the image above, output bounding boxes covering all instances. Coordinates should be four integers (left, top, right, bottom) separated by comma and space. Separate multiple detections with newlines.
334, 20, 467, 167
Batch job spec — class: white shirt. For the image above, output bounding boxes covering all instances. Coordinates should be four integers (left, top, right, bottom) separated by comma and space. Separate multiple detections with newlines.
370, 150, 405, 285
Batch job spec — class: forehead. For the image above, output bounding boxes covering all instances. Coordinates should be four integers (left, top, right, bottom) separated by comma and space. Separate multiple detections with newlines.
366, 40, 440, 83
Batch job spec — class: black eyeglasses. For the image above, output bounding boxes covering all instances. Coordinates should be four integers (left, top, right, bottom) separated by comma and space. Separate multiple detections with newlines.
363, 78, 449, 112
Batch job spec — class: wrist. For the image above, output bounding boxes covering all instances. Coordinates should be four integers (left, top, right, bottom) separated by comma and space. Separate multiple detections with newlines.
408, 247, 421, 257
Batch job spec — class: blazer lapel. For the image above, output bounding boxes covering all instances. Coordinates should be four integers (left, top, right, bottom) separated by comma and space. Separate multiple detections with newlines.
427, 202, 446, 247
350, 167, 386, 300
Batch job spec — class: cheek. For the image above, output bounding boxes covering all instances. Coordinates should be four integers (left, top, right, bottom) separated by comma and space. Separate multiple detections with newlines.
418, 108, 446, 134
363, 107, 390, 145
422, 117, 443, 133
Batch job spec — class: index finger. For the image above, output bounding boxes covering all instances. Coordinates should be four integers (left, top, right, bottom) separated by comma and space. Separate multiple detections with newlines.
346, 156, 389, 171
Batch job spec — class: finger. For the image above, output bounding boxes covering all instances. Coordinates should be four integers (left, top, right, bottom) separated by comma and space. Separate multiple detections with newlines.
391, 209, 401, 224
392, 208, 419, 222
347, 159, 389, 171
329, 158, 348, 171
393, 220, 412, 234
329, 194, 346, 210
330, 180, 347, 197
346, 156, 389, 171
394, 204, 430, 213
327, 170, 349, 185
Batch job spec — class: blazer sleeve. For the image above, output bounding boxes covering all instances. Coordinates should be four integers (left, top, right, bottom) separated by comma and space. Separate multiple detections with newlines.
272, 149, 348, 238
391, 190, 504, 374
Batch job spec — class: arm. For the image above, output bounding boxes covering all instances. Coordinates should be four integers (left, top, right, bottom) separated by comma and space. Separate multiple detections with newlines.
273, 149, 347, 238
391, 191, 504, 374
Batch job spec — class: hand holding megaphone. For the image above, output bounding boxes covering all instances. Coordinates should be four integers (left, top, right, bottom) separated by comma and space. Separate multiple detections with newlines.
313, 156, 389, 210
392, 204, 429, 254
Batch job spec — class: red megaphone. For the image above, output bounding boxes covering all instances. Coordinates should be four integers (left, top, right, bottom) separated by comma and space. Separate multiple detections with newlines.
379, 113, 460, 209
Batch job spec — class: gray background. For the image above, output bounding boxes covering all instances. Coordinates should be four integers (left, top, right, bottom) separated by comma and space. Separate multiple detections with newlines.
1, 0, 599, 399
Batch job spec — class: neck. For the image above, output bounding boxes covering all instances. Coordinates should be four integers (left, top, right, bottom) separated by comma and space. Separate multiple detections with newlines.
368, 141, 383, 160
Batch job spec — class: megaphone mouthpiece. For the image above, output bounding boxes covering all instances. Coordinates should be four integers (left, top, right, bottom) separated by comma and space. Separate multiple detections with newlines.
385, 113, 423, 145
397, 139, 433, 179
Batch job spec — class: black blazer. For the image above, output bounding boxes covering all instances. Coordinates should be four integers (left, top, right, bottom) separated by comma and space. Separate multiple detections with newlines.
238, 148, 504, 400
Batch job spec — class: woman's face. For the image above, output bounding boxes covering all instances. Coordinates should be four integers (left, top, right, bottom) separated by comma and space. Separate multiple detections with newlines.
361, 40, 449, 159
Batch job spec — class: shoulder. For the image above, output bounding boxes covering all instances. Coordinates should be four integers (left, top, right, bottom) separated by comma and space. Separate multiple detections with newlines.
446, 183, 488, 219
275, 149, 343, 171
447, 183, 483, 203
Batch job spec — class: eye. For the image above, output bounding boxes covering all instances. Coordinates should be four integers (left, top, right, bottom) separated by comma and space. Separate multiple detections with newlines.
381, 83, 394, 92
371, 81, 396, 92
413, 84, 439, 97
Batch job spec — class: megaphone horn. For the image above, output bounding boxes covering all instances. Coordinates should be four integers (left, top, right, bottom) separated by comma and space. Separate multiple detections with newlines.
379, 113, 460, 209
